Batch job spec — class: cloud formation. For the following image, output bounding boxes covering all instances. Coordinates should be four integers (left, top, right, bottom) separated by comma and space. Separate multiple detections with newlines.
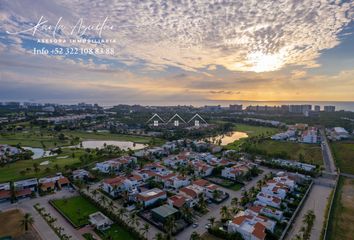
1, 0, 353, 72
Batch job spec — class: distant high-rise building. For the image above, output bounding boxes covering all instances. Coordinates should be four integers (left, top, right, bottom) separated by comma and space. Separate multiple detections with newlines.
229, 104, 243, 111
314, 105, 321, 112
289, 105, 312, 114
324, 106, 335, 112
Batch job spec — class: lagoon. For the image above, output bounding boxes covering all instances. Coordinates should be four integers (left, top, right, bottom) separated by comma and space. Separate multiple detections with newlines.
208, 131, 248, 145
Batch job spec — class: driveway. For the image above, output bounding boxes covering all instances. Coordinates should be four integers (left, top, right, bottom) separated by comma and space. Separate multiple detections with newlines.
285, 183, 333, 240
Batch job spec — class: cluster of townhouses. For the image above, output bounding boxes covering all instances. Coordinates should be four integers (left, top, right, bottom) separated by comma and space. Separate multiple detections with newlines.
0, 173, 71, 202
269, 159, 316, 172
95, 149, 232, 229
271, 124, 319, 144
227, 172, 297, 240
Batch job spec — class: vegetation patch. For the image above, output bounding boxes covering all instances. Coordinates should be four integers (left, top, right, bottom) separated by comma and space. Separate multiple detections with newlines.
96, 225, 135, 240
326, 176, 354, 240
331, 141, 354, 174
51, 196, 99, 228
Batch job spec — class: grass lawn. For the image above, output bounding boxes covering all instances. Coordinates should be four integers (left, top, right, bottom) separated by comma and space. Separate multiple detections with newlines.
0, 148, 85, 182
327, 176, 354, 240
0, 209, 40, 239
51, 196, 99, 228
226, 124, 280, 150
234, 124, 280, 137
331, 141, 354, 174
244, 140, 323, 165
96, 225, 135, 240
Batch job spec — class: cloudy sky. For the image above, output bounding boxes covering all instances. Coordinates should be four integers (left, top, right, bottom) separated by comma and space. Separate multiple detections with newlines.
0, 0, 353, 105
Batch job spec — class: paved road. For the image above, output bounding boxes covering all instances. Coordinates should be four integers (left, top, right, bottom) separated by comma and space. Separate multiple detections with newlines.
340, 172, 354, 179
175, 167, 272, 240
320, 130, 337, 174
0, 189, 79, 240
285, 183, 333, 240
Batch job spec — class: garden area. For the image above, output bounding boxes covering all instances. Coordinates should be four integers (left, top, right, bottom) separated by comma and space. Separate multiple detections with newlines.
206, 176, 243, 191
51, 196, 99, 228
331, 141, 354, 174
326, 176, 354, 240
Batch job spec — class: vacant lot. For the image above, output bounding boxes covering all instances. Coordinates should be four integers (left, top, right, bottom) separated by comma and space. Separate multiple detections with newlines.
327, 177, 354, 240
245, 140, 323, 165
331, 141, 354, 174
0, 209, 40, 240
51, 196, 99, 228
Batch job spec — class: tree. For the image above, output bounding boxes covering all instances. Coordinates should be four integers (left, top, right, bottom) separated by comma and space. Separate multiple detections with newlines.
208, 217, 215, 228
154, 232, 165, 240
220, 206, 231, 221
190, 231, 201, 240
164, 216, 176, 237
212, 190, 221, 200
231, 197, 239, 207
141, 223, 150, 238
20, 213, 34, 231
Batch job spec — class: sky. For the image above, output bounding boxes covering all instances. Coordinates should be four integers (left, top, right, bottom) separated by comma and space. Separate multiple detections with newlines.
0, 0, 353, 105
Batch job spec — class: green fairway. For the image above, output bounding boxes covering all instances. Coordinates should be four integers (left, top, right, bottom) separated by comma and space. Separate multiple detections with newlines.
0, 130, 163, 149
234, 124, 280, 137
327, 177, 354, 240
244, 140, 323, 165
97, 225, 135, 240
51, 196, 99, 228
0, 148, 84, 182
331, 141, 354, 174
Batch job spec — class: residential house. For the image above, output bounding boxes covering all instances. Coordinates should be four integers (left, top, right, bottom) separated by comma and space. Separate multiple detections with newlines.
227, 211, 276, 240
72, 169, 90, 180
255, 192, 282, 208
246, 205, 283, 221
179, 184, 204, 207
136, 188, 167, 207
102, 176, 135, 198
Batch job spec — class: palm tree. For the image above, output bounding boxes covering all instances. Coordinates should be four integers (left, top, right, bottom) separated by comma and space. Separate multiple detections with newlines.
99, 195, 107, 205
220, 206, 230, 221
212, 190, 221, 200
118, 207, 127, 218
91, 189, 98, 198
180, 205, 193, 222
164, 216, 176, 237
20, 213, 34, 231
231, 197, 239, 207
208, 217, 215, 228
141, 223, 150, 238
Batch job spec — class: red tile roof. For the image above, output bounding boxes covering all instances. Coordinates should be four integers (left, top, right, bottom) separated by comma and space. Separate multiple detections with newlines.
180, 187, 197, 198
249, 205, 263, 213
58, 177, 70, 185
169, 195, 186, 208
193, 179, 209, 187
0, 190, 11, 199
15, 188, 32, 197
232, 215, 246, 225
252, 222, 266, 240
104, 176, 126, 186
